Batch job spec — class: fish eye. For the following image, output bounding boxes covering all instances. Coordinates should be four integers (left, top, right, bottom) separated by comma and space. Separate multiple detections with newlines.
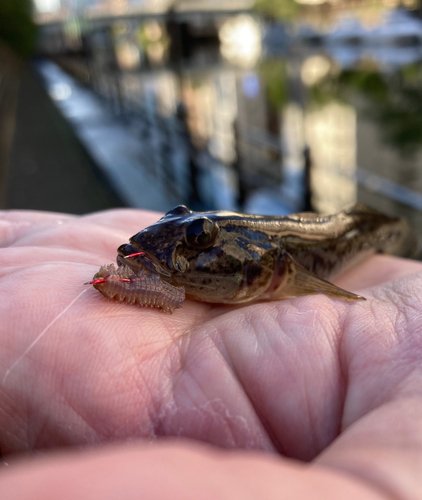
185, 217, 218, 250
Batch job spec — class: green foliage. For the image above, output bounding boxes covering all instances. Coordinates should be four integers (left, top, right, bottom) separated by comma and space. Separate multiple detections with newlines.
0, 0, 36, 56
254, 0, 301, 22
309, 63, 422, 156
258, 59, 288, 109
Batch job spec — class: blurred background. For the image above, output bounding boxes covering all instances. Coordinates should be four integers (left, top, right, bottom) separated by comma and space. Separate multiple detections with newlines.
0, 0, 421, 250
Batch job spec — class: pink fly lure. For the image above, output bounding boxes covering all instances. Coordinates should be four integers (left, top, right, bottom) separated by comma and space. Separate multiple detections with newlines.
88, 264, 185, 314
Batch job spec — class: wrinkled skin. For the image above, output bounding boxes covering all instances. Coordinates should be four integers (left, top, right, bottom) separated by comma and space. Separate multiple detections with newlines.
0, 209, 421, 500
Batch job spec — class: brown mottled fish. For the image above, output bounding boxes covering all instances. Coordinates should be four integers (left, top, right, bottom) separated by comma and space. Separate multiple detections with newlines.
90, 204, 418, 311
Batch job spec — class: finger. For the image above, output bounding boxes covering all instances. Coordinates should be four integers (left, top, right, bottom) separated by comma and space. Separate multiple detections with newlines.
0, 441, 387, 500
317, 271, 422, 500
315, 396, 422, 500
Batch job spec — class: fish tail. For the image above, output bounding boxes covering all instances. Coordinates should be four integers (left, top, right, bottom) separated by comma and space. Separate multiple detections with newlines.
346, 205, 419, 259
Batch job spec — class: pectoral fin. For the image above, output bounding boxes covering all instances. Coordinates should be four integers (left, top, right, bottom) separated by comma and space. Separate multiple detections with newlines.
266, 253, 365, 302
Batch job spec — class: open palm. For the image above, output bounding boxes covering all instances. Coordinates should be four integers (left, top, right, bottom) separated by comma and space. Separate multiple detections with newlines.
0, 209, 421, 499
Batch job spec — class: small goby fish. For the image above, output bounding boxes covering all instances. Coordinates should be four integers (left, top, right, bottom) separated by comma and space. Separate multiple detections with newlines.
89, 204, 418, 310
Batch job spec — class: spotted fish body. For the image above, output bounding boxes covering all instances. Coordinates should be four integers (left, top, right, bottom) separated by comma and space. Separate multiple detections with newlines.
104, 204, 418, 308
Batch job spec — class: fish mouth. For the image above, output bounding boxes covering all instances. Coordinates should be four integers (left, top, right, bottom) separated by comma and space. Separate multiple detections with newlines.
117, 243, 140, 261
117, 243, 172, 279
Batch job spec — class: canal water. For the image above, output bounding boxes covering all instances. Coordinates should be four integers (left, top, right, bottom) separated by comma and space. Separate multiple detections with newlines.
41, 14, 422, 250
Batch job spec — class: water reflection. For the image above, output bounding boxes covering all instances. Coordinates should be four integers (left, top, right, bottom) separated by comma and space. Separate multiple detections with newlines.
309, 61, 422, 156
219, 15, 262, 68
47, 10, 422, 250
300, 55, 331, 87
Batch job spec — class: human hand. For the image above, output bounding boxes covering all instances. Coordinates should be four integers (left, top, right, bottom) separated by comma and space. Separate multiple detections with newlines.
0, 209, 421, 499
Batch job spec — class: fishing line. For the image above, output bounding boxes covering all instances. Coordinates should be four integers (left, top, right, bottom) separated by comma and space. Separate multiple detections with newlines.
2, 288, 88, 385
